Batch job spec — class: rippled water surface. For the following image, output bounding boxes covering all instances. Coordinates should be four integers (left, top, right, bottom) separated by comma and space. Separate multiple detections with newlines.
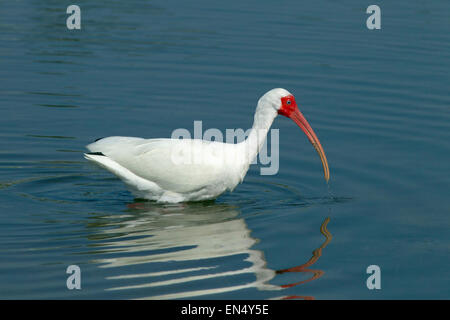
1, 0, 449, 299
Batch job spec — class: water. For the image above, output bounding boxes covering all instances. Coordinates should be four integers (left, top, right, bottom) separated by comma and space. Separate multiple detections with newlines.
0, 0, 449, 299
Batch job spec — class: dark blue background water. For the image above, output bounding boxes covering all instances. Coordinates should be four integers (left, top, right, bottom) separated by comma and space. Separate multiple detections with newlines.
0, 0, 449, 299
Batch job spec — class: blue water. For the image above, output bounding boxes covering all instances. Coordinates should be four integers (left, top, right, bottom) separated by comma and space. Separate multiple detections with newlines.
0, 0, 449, 299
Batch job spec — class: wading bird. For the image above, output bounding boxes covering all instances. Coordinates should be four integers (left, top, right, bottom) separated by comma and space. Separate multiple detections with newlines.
84, 88, 329, 203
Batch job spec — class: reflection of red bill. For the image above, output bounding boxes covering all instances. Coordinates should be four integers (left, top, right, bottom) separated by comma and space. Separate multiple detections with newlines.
276, 217, 332, 295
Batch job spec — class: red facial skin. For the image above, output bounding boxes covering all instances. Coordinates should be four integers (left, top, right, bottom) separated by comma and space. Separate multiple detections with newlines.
278, 95, 330, 182
278, 95, 297, 117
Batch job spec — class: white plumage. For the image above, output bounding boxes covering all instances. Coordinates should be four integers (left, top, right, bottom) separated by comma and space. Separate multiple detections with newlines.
84, 88, 329, 203
85, 137, 248, 202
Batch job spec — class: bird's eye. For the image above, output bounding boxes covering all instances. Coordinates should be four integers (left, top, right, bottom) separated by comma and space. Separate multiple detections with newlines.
286, 100, 291, 105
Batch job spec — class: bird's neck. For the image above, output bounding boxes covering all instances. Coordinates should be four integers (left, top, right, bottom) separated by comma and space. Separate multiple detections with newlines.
241, 101, 277, 165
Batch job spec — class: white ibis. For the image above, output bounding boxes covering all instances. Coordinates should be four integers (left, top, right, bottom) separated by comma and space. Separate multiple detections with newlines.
84, 88, 329, 203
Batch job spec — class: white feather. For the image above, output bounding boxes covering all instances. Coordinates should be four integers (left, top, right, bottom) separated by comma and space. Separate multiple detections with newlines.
84, 88, 290, 203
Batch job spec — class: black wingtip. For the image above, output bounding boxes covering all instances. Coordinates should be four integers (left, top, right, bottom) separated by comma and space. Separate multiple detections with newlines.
94, 137, 106, 142
86, 152, 105, 156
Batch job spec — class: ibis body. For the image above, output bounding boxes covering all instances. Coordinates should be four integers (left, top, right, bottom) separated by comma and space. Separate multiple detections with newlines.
84, 88, 329, 203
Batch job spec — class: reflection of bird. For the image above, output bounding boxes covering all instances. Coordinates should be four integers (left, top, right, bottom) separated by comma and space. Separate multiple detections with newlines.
95, 202, 280, 298
91, 202, 332, 299
84, 88, 329, 203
